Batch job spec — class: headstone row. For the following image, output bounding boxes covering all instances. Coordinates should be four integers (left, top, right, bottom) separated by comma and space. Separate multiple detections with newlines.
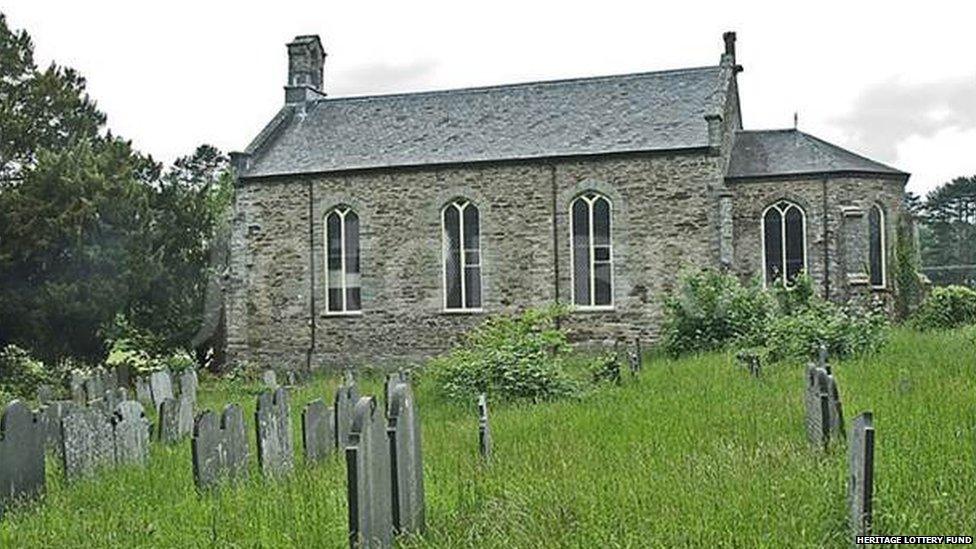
61, 400, 151, 481
68, 367, 126, 406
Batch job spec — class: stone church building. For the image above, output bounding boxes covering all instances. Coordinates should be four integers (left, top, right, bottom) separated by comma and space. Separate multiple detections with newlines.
226, 32, 909, 368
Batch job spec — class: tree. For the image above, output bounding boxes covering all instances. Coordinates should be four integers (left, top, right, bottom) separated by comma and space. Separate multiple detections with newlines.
921, 176, 976, 286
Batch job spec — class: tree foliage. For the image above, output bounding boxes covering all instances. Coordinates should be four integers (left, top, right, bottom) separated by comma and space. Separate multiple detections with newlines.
918, 176, 976, 286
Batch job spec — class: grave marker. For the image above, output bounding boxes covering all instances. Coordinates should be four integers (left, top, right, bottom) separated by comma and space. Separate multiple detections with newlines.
302, 399, 333, 464
192, 404, 250, 489
149, 370, 174, 411
256, 387, 293, 477
38, 400, 78, 460
388, 381, 425, 535
849, 412, 875, 538
262, 369, 278, 390
83, 375, 105, 406
69, 372, 86, 404
36, 385, 54, 404
134, 377, 152, 407
0, 401, 45, 517
61, 408, 115, 481
628, 338, 642, 375
804, 365, 830, 447
335, 380, 360, 450
179, 369, 199, 406
346, 396, 393, 549
113, 401, 150, 467
158, 398, 182, 444
477, 393, 492, 461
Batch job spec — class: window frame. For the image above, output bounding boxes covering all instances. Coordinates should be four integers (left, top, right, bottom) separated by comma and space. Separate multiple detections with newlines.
569, 192, 615, 310
868, 203, 886, 289
323, 205, 362, 316
441, 198, 483, 313
760, 200, 807, 288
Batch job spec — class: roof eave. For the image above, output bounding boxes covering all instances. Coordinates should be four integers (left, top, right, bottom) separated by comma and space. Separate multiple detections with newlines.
725, 170, 910, 183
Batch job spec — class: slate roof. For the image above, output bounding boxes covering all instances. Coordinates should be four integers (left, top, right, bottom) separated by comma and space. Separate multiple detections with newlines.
240, 66, 727, 178
726, 129, 907, 180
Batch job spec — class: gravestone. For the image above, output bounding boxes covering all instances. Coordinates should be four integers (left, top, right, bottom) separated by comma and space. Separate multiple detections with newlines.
255, 387, 293, 477
100, 367, 118, 392
158, 398, 182, 444
302, 399, 333, 464
849, 412, 875, 538
177, 396, 195, 438
61, 408, 115, 481
387, 381, 425, 535
83, 374, 105, 406
100, 387, 128, 416
335, 380, 360, 450
346, 396, 393, 549
824, 374, 845, 441
38, 400, 78, 460
115, 364, 133, 390
36, 384, 54, 404
627, 339, 642, 375
818, 342, 831, 374
477, 393, 492, 461
192, 404, 250, 489
113, 401, 150, 466
804, 365, 845, 447
179, 369, 199, 406
0, 400, 46, 517
285, 371, 297, 387
384, 370, 408, 414
149, 370, 174, 411
69, 372, 86, 404
262, 369, 278, 390
134, 377, 152, 407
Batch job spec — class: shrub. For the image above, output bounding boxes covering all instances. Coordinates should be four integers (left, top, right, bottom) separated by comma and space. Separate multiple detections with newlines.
893, 214, 926, 320
0, 344, 51, 400
661, 270, 774, 356
430, 306, 579, 402
762, 299, 888, 363
911, 285, 976, 330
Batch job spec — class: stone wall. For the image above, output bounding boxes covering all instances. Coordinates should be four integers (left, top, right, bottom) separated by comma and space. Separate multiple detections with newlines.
729, 175, 907, 302
226, 149, 726, 369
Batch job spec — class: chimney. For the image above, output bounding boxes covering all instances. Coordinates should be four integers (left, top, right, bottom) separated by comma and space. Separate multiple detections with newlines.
285, 35, 326, 104
722, 31, 736, 63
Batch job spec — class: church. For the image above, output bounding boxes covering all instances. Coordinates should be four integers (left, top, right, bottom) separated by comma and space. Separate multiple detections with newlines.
226, 32, 909, 368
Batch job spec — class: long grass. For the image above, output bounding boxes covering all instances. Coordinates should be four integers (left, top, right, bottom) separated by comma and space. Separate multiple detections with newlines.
1, 327, 974, 547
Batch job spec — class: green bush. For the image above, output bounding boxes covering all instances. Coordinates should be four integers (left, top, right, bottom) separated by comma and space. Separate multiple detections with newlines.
763, 300, 888, 363
430, 306, 579, 402
661, 270, 774, 356
911, 285, 976, 330
0, 344, 51, 400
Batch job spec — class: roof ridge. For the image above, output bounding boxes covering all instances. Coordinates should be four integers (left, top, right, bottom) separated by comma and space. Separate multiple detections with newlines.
797, 131, 903, 173
318, 65, 721, 104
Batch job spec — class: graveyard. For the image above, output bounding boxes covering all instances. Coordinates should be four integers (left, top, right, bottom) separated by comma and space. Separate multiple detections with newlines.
0, 326, 972, 547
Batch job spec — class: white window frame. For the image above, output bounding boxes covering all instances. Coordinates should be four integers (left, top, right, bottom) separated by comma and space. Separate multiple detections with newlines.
760, 200, 807, 288
569, 192, 614, 310
441, 199, 483, 312
324, 206, 361, 315
869, 203, 887, 289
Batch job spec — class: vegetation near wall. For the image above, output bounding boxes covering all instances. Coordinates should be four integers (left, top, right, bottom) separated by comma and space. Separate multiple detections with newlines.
911, 285, 976, 330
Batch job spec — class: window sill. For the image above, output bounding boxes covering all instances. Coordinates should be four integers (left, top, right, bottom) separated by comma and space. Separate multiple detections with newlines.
441, 308, 485, 315
321, 311, 363, 318
572, 305, 616, 313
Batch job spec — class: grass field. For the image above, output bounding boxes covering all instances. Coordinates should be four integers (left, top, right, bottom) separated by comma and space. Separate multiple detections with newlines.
1, 327, 974, 547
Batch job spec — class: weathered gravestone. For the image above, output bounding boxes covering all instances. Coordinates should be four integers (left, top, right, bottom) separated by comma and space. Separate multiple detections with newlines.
256, 387, 293, 477
302, 399, 333, 464
388, 381, 425, 535
149, 369, 174, 411
818, 342, 831, 374
83, 374, 105, 407
69, 372, 86, 404
61, 408, 115, 481
178, 396, 195, 438
804, 365, 845, 447
134, 377, 152, 408
0, 401, 46, 517
335, 380, 360, 450
262, 369, 278, 390
113, 401, 150, 466
100, 387, 128, 416
115, 363, 133, 391
179, 369, 198, 406
384, 371, 408, 411
38, 400, 79, 460
477, 393, 492, 461
627, 339, 642, 375
158, 398, 183, 444
849, 412, 875, 538
36, 384, 54, 404
101, 367, 119, 392
346, 396, 393, 549
192, 404, 250, 489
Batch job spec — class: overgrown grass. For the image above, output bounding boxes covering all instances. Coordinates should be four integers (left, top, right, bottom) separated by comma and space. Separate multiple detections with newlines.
2, 328, 974, 547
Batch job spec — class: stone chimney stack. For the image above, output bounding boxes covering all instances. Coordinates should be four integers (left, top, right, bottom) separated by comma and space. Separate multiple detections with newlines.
722, 31, 736, 64
285, 35, 326, 104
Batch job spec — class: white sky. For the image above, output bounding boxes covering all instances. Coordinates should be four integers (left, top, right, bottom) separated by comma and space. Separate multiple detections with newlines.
3, 1, 974, 196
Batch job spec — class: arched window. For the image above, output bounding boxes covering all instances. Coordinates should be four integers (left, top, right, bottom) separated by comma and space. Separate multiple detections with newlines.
325, 206, 360, 313
762, 200, 806, 286
571, 192, 613, 308
442, 199, 481, 310
869, 204, 886, 288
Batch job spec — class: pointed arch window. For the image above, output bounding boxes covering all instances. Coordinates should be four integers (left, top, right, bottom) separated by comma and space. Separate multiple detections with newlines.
571, 192, 613, 308
762, 200, 806, 286
869, 204, 886, 288
442, 199, 482, 311
325, 206, 360, 313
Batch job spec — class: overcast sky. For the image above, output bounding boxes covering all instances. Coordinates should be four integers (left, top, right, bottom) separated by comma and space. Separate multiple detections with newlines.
4, 1, 974, 196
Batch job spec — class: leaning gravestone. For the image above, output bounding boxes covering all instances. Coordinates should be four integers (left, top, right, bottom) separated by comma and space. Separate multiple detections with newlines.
158, 398, 182, 444
256, 387, 293, 477
388, 381, 425, 535
192, 404, 250, 489
302, 399, 333, 464
262, 369, 278, 390
335, 380, 360, 450
346, 396, 393, 549
477, 393, 492, 461
804, 365, 831, 448
150, 370, 175, 411
61, 408, 115, 481
113, 401, 150, 466
179, 369, 199, 406
0, 400, 46, 517
849, 412, 875, 538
